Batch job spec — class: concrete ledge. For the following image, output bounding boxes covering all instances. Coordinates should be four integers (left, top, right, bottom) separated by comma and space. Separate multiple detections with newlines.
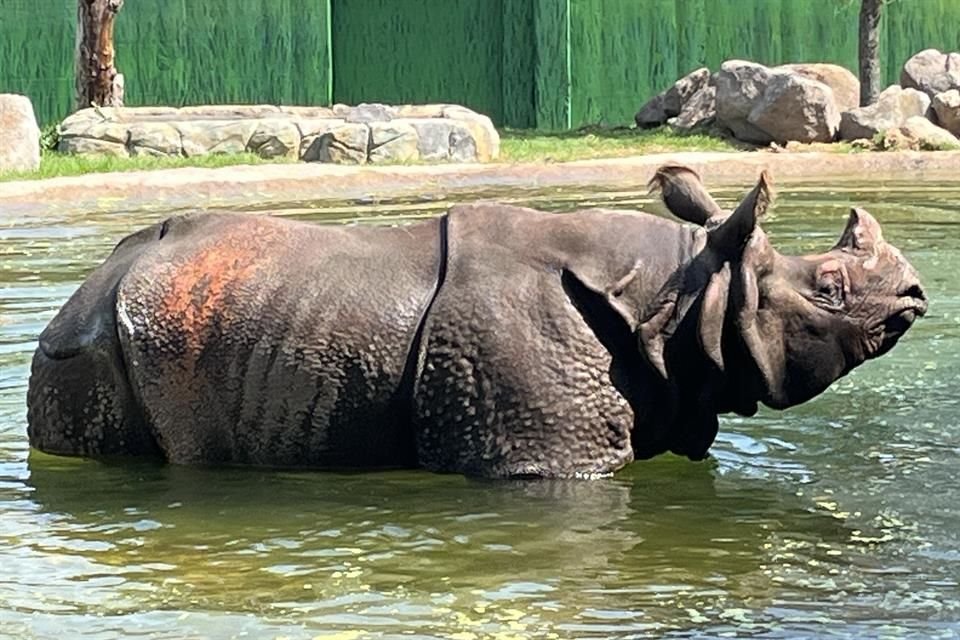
57, 103, 500, 164
4, 150, 960, 218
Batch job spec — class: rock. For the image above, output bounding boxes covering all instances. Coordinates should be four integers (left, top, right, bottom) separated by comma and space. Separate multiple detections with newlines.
670, 83, 716, 130
932, 89, 960, 136
900, 49, 960, 99
441, 107, 500, 161
748, 72, 840, 143
396, 104, 448, 118
839, 85, 931, 140
876, 127, 915, 151
409, 120, 455, 161
342, 103, 398, 123
298, 120, 368, 164
635, 67, 711, 128
127, 123, 181, 157
175, 120, 258, 156
663, 67, 711, 116
715, 60, 776, 143
369, 121, 419, 163
449, 122, 483, 162
247, 118, 300, 158
277, 106, 336, 118
850, 138, 875, 150
59, 120, 131, 157
779, 63, 860, 112
635, 94, 668, 128
178, 104, 281, 119
899, 115, 960, 150
59, 135, 129, 157
0, 94, 41, 172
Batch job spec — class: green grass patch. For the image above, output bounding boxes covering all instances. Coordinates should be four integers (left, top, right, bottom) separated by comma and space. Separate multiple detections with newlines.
0, 152, 296, 183
499, 126, 744, 163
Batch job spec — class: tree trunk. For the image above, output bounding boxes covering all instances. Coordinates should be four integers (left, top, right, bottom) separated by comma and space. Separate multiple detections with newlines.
858, 0, 883, 106
75, 0, 125, 110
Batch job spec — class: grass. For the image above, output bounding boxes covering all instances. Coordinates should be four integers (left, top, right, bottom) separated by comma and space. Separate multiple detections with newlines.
0, 151, 296, 183
499, 126, 744, 162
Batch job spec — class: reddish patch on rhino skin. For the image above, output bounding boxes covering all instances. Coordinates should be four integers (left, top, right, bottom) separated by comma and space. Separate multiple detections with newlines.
157, 221, 272, 353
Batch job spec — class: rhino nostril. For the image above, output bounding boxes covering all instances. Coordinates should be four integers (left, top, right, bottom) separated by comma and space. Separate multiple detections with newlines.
901, 284, 926, 301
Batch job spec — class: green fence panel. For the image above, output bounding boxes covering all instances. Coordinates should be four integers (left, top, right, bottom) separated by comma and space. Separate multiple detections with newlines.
331, 0, 505, 124
534, 0, 571, 130
2, 0, 960, 129
675, 0, 708, 78
0, 1, 74, 126
502, 0, 537, 129
116, 0, 332, 109
571, 0, 677, 128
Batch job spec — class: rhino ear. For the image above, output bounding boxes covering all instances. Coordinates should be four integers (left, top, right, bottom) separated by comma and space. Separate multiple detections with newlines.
835, 207, 884, 253
637, 239, 711, 380
708, 171, 772, 258
698, 264, 731, 371
648, 164, 725, 225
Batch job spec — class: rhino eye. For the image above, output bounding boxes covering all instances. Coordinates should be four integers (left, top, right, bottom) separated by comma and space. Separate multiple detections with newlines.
815, 272, 844, 307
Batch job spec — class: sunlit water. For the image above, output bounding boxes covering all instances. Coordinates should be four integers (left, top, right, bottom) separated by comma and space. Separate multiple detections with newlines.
1, 178, 958, 639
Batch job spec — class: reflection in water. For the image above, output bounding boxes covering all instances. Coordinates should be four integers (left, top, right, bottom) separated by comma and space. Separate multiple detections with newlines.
1, 179, 959, 638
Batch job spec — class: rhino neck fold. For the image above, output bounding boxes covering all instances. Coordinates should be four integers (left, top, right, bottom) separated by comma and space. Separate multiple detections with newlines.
393, 213, 451, 447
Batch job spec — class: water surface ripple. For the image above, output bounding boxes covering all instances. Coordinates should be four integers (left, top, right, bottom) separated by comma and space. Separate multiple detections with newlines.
1, 179, 958, 639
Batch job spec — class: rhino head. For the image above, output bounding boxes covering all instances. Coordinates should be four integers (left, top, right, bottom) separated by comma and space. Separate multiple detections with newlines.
637, 165, 927, 457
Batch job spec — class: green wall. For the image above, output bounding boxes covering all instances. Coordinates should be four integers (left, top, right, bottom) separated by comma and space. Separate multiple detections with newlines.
1, 0, 959, 129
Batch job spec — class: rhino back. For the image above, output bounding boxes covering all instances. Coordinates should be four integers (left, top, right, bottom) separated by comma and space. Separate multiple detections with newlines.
117, 213, 442, 467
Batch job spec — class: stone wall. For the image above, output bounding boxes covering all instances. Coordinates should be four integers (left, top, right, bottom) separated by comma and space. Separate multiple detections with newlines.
58, 103, 500, 163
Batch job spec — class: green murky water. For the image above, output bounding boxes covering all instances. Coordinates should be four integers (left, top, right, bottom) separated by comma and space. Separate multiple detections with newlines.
1, 179, 958, 639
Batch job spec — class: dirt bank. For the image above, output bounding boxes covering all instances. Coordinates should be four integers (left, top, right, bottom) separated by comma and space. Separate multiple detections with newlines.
4, 150, 959, 218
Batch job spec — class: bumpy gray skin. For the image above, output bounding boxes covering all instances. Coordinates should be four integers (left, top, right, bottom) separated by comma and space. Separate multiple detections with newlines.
27, 168, 928, 478
30, 214, 442, 468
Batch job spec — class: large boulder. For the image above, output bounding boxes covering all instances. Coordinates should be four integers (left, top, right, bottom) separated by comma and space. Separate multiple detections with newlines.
669, 82, 717, 130
716, 61, 841, 143
932, 89, 960, 136
899, 115, 960, 150
635, 67, 711, 128
715, 60, 775, 143
877, 115, 960, 151
839, 85, 931, 140
0, 94, 41, 172
748, 72, 840, 143
900, 49, 960, 99
778, 63, 860, 112
663, 67, 711, 116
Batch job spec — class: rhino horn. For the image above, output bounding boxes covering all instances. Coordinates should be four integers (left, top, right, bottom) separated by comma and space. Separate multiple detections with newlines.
835, 207, 885, 254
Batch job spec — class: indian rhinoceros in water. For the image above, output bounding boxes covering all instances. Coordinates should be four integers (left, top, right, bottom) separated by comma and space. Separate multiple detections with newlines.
27, 165, 927, 478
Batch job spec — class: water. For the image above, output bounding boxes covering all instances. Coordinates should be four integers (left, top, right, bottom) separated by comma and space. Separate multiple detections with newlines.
1, 179, 959, 639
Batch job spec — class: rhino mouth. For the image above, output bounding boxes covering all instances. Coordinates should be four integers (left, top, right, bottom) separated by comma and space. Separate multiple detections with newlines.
877, 291, 927, 356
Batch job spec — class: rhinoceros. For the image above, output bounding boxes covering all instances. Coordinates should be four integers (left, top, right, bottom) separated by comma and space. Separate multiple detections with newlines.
27, 165, 927, 478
